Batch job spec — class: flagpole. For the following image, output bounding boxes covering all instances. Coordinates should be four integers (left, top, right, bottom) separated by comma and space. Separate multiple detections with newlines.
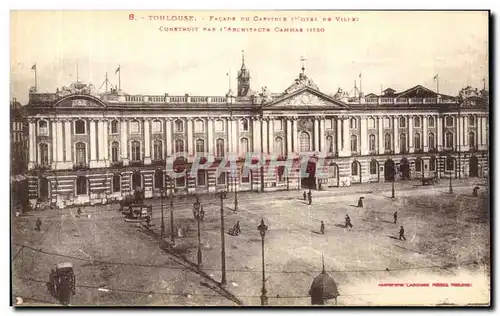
359, 72, 362, 98
34, 64, 37, 92
105, 72, 108, 94
118, 65, 121, 91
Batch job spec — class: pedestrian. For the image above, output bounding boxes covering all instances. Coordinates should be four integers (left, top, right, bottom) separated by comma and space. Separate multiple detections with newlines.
399, 225, 406, 241
303, 191, 307, 201
393, 211, 398, 224
345, 214, 353, 229
35, 218, 42, 231
357, 196, 364, 208
145, 216, 151, 228
307, 190, 312, 205
320, 221, 325, 235
77, 208, 82, 217
472, 186, 479, 197
235, 220, 241, 234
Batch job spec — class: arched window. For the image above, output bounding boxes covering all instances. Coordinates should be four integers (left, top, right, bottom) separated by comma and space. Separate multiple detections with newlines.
75, 120, 86, 135
414, 116, 421, 128
240, 138, 249, 155
384, 133, 392, 151
469, 131, 476, 147
445, 116, 454, 127
76, 176, 88, 195
369, 134, 376, 151
195, 139, 205, 154
445, 132, 454, 148
368, 118, 376, 129
428, 133, 435, 149
111, 141, 119, 162
174, 120, 184, 133
415, 157, 423, 172
152, 120, 162, 133
299, 132, 310, 152
195, 119, 204, 132
154, 170, 164, 189
274, 137, 284, 156
428, 116, 435, 127
399, 117, 406, 128
384, 117, 391, 128
75, 142, 86, 164
153, 140, 163, 161
216, 139, 225, 157
429, 157, 436, 171
370, 160, 378, 175
130, 120, 140, 134
414, 133, 421, 150
131, 140, 141, 161
468, 115, 475, 126
112, 175, 121, 192
350, 118, 358, 129
175, 139, 184, 153
350, 135, 358, 152
446, 156, 454, 171
38, 120, 48, 135
351, 161, 359, 176
240, 119, 248, 131
111, 120, 119, 134
326, 136, 333, 153
39, 143, 49, 165
132, 172, 142, 190
400, 133, 407, 152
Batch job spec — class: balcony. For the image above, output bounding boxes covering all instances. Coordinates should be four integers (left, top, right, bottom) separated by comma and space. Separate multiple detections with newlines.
469, 146, 478, 152
34, 163, 51, 171
428, 148, 438, 153
129, 160, 144, 167
351, 151, 360, 156
152, 159, 166, 167
400, 149, 409, 154
110, 161, 124, 168
384, 149, 393, 154
414, 148, 424, 153
73, 162, 90, 170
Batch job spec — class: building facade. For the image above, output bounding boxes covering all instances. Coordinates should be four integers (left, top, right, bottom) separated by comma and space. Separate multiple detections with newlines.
24, 60, 489, 207
11, 98, 29, 212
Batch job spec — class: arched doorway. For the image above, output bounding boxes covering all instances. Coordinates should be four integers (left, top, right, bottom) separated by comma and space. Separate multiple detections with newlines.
132, 172, 143, 190
351, 160, 361, 184
301, 158, 316, 189
369, 159, 380, 182
76, 176, 89, 196
469, 156, 479, 177
39, 177, 50, 201
384, 159, 395, 181
400, 158, 410, 180
327, 162, 339, 187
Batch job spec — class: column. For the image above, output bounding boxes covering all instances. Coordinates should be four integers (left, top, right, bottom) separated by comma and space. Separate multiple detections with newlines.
393, 116, 399, 153
268, 118, 274, 154
227, 118, 232, 154
423, 116, 428, 151
121, 119, 129, 165
207, 119, 214, 155
360, 117, 368, 155
97, 120, 105, 162
90, 120, 97, 166
286, 119, 292, 153
377, 117, 384, 154
103, 120, 109, 163
342, 118, 350, 155
336, 117, 342, 154
408, 116, 413, 153
56, 121, 64, 163
437, 116, 443, 150
231, 119, 238, 154
51, 121, 57, 168
262, 119, 268, 154
64, 121, 72, 163
481, 117, 487, 148
144, 119, 151, 164
253, 118, 261, 153
166, 119, 173, 155
314, 118, 320, 151
319, 117, 325, 153
463, 116, 468, 148
28, 121, 35, 168
292, 118, 298, 152
187, 119, 194, 155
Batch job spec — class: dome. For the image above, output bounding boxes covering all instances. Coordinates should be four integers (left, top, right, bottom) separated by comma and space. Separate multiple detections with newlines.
309, 270, 339, 300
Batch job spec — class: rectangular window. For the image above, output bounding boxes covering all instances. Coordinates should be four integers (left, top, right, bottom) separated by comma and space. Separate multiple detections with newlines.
175, 176, 185, 188
241, 168, 250, 183
197, 170, 207, 186
152, 120, 162, 133
384, 117, 391, 129
130, 121, 140, 134
325, 119, 333, 130
215, 120, 224, 132
274, 120, 283, 131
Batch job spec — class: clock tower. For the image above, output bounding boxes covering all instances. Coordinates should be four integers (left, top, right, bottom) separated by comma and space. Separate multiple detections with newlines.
237, 50, 250, 97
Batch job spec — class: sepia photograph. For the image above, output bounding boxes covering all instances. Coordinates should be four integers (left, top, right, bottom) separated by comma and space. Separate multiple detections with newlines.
9, 10, 490, 307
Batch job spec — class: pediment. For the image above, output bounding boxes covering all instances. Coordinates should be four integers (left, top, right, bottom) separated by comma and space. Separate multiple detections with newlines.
265, 88, 348, 109
53, 94, 106, 108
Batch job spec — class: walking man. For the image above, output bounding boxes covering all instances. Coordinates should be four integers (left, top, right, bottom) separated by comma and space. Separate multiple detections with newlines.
235, 220, 241, 234
77, 208, 82, 217
307, 190, 312, 205
303, 191, 307, 201
393, 211, 398, 224
357, 196, 364, 208
399, 225, 406, 241
35, 218, 42, 231
320, 221, 325, 235
345, 214, 353, 229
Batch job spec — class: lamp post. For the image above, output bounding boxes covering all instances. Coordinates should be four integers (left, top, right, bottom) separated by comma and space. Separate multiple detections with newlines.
257, 218, 268, 306
166, 175, 175, 245
220, 192, 227, 285
234, 175, 239, 212
160, 188, 165, 238
391, 164, 396, 199
193, 196, 204, 270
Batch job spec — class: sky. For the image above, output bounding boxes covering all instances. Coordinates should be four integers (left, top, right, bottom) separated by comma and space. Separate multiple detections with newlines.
10, 10, 489, 104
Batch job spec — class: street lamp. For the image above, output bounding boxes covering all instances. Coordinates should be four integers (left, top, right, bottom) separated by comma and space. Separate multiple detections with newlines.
160, 188, 166, 238
220, 192, 227, 285
233, 175, 239, 212
166, 175, 175, 245
391, 164, 396, 199
193, 196, 204, 270
257, 218, 268, 306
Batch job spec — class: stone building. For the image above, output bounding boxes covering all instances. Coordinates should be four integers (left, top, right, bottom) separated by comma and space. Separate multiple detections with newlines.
24, 58, 489, 207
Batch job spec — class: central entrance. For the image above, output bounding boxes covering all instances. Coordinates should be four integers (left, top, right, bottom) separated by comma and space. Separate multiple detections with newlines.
400, 158, 410, 179
384, 159, 395, 181
301, 159, 316, 189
